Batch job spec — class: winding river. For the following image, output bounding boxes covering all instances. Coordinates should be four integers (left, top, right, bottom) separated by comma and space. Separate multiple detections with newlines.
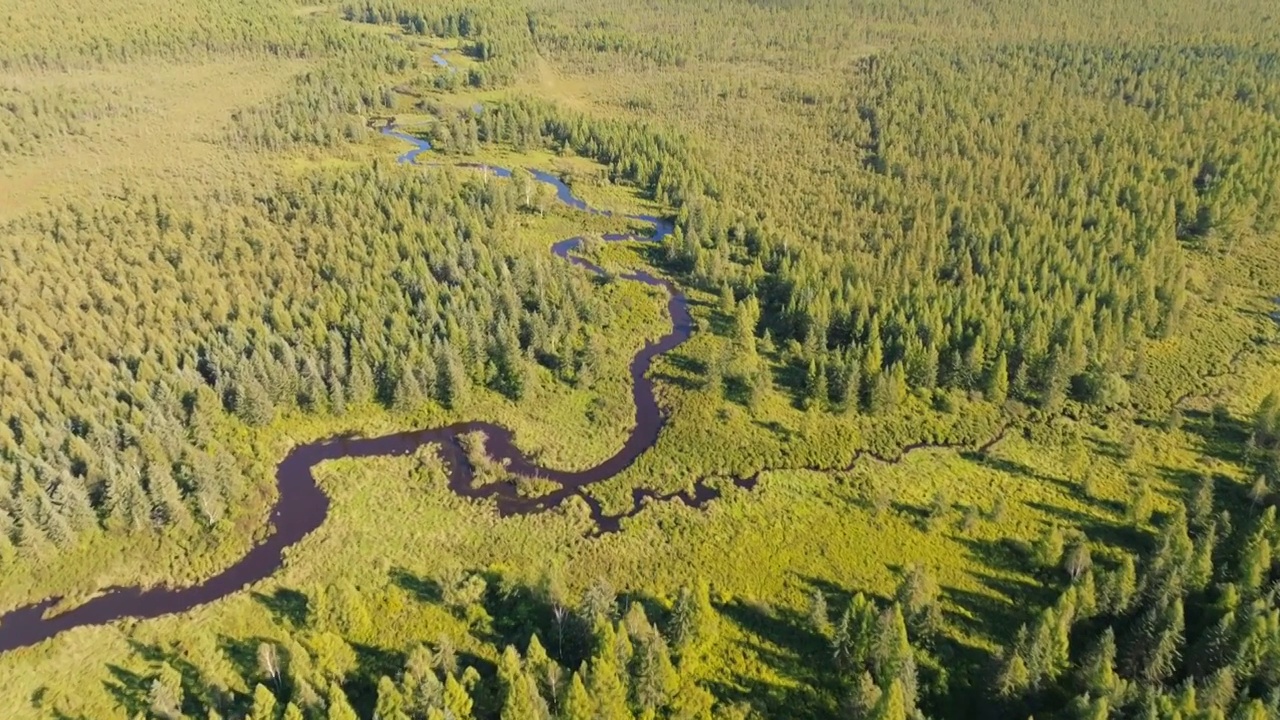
0, 121, 1016, 654
0, 122, 741, 654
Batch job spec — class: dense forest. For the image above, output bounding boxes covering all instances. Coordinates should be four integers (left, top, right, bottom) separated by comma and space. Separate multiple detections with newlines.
0, 164, 634, 564
2, 0, 1280, 717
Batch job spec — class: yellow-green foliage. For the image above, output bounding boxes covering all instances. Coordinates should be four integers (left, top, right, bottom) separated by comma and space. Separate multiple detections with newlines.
3, 0, 1280, 718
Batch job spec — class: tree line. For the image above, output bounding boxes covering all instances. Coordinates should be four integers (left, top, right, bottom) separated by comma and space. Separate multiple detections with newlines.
0, 162, 633, 564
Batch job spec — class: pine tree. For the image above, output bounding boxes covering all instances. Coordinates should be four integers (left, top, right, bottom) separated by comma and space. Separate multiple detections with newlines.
282, 704, 305, 720
734, 298, 758, 358
631, 629, 678, 713
588, 645, 631, 720
435, 342, 469, 409
1064, 541, 1092, 580
1138, 597, 1185, 684
833, 593, 878, 673
252, 684, 278, 720
894, 565, 943, 641
670, 580, 716, 655
1079, 628, 1118, 698
1034, 525, 1065, 570
1128, 480, 1155, 525
808, 589, 831, 638
403, 644, 444, 714
1189, 522, 1217, 591
375, 676, 411, 720
1240, 525, 1272, 595
524, 634, 558, 707
851, 672, 882, 717
393, 366, 425, 412
258, 642, 281, 690
1110, 553, 1138, 614
986, 351, 1009, 405
435, 633, 459, 678
582, 577, 618, 627
563, 671, 594, 720
872, 605, 916, 706
839, 357, 862, 413
1249, 475, 1269, 506
498, 645, 548, 720
235, 373, 275, 426
804, 358, 828, 411
997, 649, 1030, 698
148, 663, 184, 720
443, 674, 474, 720
870, 678, 909, 720
327, 683, 359, 720
1189, 474, 1215, 530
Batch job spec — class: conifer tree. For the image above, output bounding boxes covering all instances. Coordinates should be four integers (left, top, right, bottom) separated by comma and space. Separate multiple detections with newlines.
986, 352, 1009, 405
563, 671, 594, 720
326, 683, 358, 720
443, 674, 474, 720
251, 684, 278, 720
499, 645, 549, 720
375, 676, 410, 720
870, 678, 909, 720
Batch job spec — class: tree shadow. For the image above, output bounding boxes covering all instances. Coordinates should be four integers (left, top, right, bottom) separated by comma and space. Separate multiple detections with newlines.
1023, 501, 1150, 554
959, 451, 1059, 485
704, 674, 826, 719
707, 307, 735, 338
1180, 409, 1252, 466
723, 374, 752, 407
474, 570, 602, 673
651, 353, 705, 391
251, 587, 311, 629
125, 639, 233, 717
1155, 464, 1206, 501
891, 500, 930, 528
650, 370, 701, 392
218, 634, 268, 686
1034, 473, 1127, 516
942, 585, 1030, 648
104, 665, 151, 718
753, 419, 795, 443
345, 642, 407, 717
390, 567, 443, 603
796, 574, 890, 612
1085, 436, 1131, 461
770, 360, 808, 410
720, 598, 829, 670
953, 537, 1065, 611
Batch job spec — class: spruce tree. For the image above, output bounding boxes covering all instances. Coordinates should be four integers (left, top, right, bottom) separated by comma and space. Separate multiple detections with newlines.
443, 674, 474, 720
375, 676, 410, 720
251, 684, 277, 720
326, 683, 358, 720
563, 671, 594, 720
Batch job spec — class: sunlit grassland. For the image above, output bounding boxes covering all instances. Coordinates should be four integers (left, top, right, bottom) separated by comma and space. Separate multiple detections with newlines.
6, 347, 1273, 719
0, 57, 308, 222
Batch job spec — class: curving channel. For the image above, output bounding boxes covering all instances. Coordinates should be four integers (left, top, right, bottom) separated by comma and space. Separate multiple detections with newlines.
0, 121, 1015, 654
0, 122, 738, 653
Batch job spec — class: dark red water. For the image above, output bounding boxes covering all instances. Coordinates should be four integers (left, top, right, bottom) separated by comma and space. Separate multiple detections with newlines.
0, 122, 1013, 653
0, 124, 736, 653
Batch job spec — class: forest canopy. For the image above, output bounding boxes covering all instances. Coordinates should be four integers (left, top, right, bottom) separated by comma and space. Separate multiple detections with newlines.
2, 0, 1280, 718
